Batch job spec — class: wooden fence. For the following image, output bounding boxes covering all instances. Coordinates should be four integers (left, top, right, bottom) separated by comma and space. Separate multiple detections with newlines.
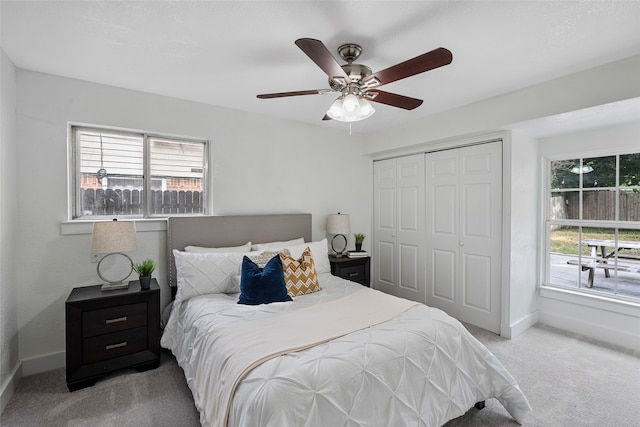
81, 188, 203, 216
551, 191, 640, 221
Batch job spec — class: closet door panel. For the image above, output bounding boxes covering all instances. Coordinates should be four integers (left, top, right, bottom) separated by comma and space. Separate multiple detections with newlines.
373, 159, 397, 295
399, 186, 419, 232
377, 241, 395, 286
433, 185, 456, 235
463, 183, 492, 238
378, 189, 395, 229
373, 154, 425, 303
396, 155, 426, 303
432, 249, 456, 303
426, 141, 502, 333
399, 243, 419, 293
426, 149, 460, 312
459, 142, 502, 332
462, 253, 492, 311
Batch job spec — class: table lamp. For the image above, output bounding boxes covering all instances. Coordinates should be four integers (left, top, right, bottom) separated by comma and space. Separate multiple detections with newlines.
91, 219, 137, 291
326, 213, 351, 257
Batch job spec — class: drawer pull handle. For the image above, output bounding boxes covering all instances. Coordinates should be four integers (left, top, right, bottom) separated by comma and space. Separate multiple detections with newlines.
348, 272, 359, 277
105, 316, 127, 324
106, 341, 127, 351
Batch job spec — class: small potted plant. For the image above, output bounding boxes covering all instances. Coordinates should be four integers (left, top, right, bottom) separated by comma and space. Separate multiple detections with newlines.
133, 258, 157, 290
354, 233, 366, 252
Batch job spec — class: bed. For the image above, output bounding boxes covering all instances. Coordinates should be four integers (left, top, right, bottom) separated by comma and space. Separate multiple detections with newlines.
161, 214, 531, 427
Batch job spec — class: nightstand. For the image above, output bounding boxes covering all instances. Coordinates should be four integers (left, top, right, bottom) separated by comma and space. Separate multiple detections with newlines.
65, 279, 161, 391
329, 255, 371, 287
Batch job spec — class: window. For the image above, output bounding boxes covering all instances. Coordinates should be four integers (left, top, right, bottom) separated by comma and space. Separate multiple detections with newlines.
70, 125, 207, 219
545, 152, 640, 300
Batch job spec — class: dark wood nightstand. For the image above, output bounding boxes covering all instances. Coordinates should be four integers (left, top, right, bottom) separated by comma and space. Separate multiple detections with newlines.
65, 279, 161, 391
329, 255, 371, 287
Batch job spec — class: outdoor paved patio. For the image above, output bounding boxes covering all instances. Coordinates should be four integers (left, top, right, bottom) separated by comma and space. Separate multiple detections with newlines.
549, 253, 640, 299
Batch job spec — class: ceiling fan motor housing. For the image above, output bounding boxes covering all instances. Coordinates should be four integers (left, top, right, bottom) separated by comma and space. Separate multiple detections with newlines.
329, 63, 373, 90
328, 43, 372, 90
337, 43, 362, 62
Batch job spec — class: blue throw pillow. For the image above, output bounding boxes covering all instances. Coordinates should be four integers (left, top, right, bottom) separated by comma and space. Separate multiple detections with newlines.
238, 254, 292, 305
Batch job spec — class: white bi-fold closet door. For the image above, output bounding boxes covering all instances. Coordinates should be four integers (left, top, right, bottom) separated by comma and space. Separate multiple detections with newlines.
425, 141, 502, 333
373, 141, 502, 333
373, 154, 426, 303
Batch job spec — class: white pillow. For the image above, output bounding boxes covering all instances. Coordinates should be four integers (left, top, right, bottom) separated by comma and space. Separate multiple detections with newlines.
173, 250, 245, 302
251, 237, 304, 251
254, 238, 330, 274
184, 242, 251, 253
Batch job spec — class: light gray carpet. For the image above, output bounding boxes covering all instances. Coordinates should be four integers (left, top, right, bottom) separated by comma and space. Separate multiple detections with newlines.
2, 323, 639, 426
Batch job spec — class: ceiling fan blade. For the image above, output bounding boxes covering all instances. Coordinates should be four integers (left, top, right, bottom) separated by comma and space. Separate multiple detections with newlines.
368, 90, 423, 110
295, 38, 351, 84
362, 47, 452, 88
257, 89, 334, 99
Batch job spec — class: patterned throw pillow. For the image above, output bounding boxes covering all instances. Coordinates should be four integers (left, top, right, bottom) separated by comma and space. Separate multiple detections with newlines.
246, 249, 290, 268
279, 247, 321, 297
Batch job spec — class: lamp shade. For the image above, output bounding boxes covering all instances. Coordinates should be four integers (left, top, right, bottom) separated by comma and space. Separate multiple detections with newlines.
91, 220, 137, 253
326, 213, 351, 235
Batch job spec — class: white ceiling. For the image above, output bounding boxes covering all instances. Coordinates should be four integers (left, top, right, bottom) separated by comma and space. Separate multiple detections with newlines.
2, 1, 640, 134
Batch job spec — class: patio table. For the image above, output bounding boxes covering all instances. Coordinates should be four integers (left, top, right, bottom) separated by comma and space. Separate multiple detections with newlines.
566, 239, 640, 287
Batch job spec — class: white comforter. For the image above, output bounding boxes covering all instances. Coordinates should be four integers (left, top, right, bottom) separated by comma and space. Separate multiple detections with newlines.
162, 273, 531, 427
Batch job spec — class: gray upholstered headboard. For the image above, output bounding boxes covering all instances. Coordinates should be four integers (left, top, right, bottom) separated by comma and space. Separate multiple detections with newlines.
167, 214, 312, 295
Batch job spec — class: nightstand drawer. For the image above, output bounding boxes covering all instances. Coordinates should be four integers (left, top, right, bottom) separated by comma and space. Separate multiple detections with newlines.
329, 255, 370, 287
82, 302, 147, 338
83, 327, 148, 364
340, 265, 366, 283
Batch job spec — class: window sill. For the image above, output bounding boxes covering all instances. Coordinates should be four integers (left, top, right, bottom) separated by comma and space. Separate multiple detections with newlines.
60, 218, 168, 235
540, 285, 640, 318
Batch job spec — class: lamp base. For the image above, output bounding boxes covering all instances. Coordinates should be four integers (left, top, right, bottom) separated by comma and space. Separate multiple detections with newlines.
101, 281, 129, 291
97, 252, 134, 291
331, 234, 348, 257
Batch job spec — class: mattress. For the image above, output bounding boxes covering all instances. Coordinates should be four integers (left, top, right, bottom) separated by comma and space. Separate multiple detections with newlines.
162, 273, 531, 426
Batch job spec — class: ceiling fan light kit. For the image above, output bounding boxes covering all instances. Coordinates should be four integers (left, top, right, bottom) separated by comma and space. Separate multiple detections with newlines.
257, 38, 453, 125
327, 91, 376, 122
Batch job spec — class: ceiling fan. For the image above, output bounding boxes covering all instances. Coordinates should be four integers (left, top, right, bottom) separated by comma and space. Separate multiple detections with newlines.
257, 38, 453, 122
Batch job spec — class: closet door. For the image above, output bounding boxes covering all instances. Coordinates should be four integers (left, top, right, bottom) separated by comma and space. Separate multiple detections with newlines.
373, 158, 397, 296
373, 154, 425, 303
425, 141, 502, 333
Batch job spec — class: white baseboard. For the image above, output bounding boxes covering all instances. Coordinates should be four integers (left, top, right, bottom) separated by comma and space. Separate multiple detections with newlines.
500, 311, 539, 339
539, 310, 640, 352
1, 362, 22, 414
21, 351, 65, 376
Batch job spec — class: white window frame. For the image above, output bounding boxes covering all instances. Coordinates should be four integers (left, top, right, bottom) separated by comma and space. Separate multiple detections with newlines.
68, 123, 209, 221
543, 149, 640, 303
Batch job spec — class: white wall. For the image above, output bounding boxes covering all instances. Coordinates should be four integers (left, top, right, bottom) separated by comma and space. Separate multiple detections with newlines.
365, 54, 640, 154
502, 132, 539, 337
538, 121, 640, 350
0, 49, 20, 412
15, 69, 372, 367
